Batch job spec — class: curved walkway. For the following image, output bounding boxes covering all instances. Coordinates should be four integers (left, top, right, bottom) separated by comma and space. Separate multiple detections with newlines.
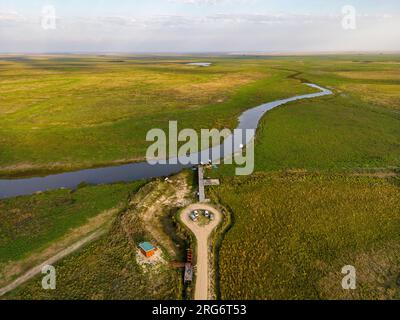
180, 204, 222, 300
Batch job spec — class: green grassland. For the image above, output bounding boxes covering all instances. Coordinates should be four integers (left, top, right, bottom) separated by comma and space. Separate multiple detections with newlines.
210, 173, 400, 300
206, 54, 400, 299
4, 214, 181, 300
0, 55, 317, 177
4, 209, 182, 300
211, 55, 400, 174
0, 181, 143, 264
0, 181, 145, 289
1, 54, 400, 300
1, 55, 399, 177
3, 174, 190, 300
253, 94, 400, 172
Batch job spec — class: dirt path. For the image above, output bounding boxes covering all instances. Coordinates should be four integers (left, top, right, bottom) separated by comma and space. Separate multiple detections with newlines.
1, 173, 192, 298
180, 204, 222, 300
0, 229, 104, 298
1, 208, 117, 288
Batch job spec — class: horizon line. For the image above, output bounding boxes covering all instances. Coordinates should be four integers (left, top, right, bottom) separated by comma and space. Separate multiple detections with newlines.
1, 50, 400, 57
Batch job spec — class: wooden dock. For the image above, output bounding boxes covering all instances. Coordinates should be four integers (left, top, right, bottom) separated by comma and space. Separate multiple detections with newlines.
197, 165, 220, 202
184, 249, 194, 283
198, 166, 206, 202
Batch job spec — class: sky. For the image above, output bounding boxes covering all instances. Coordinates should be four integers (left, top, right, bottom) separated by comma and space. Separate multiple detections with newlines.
0, 0, 399, 53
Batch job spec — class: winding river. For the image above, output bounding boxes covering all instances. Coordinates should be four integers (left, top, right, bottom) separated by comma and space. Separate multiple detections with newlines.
0, 83, 332, 199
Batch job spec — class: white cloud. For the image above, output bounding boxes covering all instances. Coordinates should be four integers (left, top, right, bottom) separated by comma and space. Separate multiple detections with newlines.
0, 10, 26, 22
168, 0, 255, 5
0, 10, 399, 53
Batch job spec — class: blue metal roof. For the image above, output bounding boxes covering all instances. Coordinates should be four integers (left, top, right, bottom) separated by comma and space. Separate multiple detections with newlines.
139, 242, 155, 252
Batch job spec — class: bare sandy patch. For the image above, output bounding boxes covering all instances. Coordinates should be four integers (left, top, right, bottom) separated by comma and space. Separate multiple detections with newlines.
135, 248, 166, 267
127, 173, 192, 257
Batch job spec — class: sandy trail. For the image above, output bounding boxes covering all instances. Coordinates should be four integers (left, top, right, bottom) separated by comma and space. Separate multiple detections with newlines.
0, 230, 104, 297
180, 204, 222, 300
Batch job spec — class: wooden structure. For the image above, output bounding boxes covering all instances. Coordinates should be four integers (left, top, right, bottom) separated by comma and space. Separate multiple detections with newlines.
198, 166, 206, 202
170, 249, 194, 282
186, 249, 193, 264
184, 249, 194, 283
138, 242, 156, 258
198, 165, 220, 202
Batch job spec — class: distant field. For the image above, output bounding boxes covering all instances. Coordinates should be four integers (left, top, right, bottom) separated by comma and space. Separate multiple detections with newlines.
208, 55, 400, 175
290, 55, 400, 112
253, 94, 400, 172
210, 173, 400, 300
0, 56, 314, 177
1, 55, 399, 177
